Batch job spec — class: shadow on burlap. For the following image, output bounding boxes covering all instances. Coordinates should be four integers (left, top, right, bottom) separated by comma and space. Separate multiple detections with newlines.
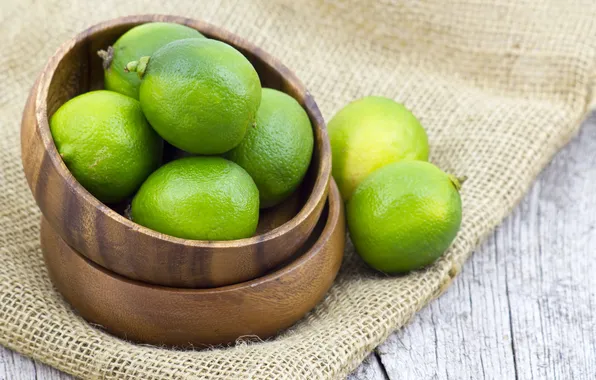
1, 0, 595, 378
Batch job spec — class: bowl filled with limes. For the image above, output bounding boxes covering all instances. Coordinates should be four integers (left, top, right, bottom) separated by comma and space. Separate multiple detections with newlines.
21, 15, 340, 346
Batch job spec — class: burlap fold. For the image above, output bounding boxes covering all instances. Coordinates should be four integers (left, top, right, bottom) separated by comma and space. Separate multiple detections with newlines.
2, 0, 595, 378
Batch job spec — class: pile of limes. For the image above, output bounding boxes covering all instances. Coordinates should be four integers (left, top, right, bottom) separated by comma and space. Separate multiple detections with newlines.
329, 96, 464, 274
50, 22, 314, 241
50, 21, 464, 273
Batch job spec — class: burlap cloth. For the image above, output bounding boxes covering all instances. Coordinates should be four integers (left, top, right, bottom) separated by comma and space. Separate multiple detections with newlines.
2, 0, 596, 378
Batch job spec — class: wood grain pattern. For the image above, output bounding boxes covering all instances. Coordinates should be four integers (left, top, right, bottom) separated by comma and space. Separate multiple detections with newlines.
20, 15, 331, 289
0, 349, 70, 380
348, 353, 388, 380
39, 180, 344, 347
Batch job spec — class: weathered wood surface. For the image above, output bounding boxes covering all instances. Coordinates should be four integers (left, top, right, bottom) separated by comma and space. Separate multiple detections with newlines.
3, 114, 596, 378
0, 348, 70, 380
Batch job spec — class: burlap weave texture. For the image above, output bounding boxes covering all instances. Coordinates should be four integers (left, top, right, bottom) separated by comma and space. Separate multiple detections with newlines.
1, 0, 596, 378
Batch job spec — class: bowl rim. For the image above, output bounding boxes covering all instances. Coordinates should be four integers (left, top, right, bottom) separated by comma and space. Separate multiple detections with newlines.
44, 179, 342, 294
34, 14, 331, 249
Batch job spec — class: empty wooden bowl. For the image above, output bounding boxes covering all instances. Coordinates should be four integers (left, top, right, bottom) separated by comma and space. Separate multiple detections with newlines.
41, 180, 344, 347
21, 15, 331, 288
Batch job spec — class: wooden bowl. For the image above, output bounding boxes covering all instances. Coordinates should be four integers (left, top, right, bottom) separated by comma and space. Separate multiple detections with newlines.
21, 15, 331, 288
41, 180, 344, 347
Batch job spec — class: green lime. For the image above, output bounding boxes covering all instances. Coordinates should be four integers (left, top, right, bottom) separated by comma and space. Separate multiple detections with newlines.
225, 88, 314, 208
328, 96, 429, 200
127, 38, 261, 155
131, 157, 259, 240
99, 22, 204, 99
347, 161, 463, 273
50, 90, 163, 203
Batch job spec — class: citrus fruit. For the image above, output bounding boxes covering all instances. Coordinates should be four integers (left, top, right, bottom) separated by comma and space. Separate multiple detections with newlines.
225, 88, 314, 208
328, 96, 429, 200
98, 22, 204, 99
131, 157, 259, 240
347, 160, 462, 273
126, 38, 261, 154
50, 90, 163, 204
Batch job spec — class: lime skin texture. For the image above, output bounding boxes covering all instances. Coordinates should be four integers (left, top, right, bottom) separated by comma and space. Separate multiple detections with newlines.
131, 156, 260, 241
49, 90, 163, 204
102, 22, 204, 99
136, 38, 262, 155
225, 88, 314, 208
347, 160, 462, 273
328, 96, 429, 201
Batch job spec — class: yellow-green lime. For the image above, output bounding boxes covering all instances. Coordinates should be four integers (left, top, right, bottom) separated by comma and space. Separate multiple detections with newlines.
50, 90, 163, 204
328, 96, 429, 200
99, 22, 204, 99
225, 88, 314, 208
127, 38, 261, 155
347, 161, 462, 273
131, 157, 259, 240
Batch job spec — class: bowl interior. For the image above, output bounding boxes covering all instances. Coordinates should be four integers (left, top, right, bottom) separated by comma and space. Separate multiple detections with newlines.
43, 17, 324, 236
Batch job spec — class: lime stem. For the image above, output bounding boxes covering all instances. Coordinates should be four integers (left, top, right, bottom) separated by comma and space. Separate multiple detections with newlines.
124, 61, 138, 73
449, 175, 467, 191
124, 56, 150, 78
97, 46, 114, 70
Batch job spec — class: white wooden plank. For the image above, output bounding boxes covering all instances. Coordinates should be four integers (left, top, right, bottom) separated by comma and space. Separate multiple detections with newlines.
375, 232, 516, 380
0, 346, 37, 380
34, 360, 72, 380
0, 346, 71, 380
377, 115, 596, 380
348, 353, 388, 380
498, 117, 596, 380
